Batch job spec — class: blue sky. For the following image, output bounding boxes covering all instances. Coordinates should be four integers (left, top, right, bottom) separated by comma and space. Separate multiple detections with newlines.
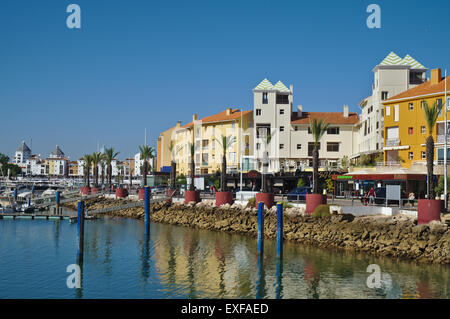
1, 0, 449, 160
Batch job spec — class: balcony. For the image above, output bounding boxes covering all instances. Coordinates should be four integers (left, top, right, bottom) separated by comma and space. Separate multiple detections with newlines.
385, 138, 400, 147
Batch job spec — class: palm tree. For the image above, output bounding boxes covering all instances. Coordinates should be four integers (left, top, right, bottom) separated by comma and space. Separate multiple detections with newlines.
104, 147, 120, 190
310, 118, 329, 194
423, 100, 441, 199
168, 140, 181, 190
215, 135, 236, 191
100, 156, 106, 186
139, 145, 155, 187
116, 165, 123, 185
91, 152, 102, 188
82, 154, 93, 188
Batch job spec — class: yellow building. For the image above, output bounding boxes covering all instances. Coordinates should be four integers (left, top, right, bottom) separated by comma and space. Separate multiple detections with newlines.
383, 68, 450, 168
171, 108, 253, 176
157, 122, 182, 172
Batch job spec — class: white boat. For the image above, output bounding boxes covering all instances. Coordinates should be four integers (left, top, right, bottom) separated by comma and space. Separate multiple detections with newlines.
42, 188, 56, 196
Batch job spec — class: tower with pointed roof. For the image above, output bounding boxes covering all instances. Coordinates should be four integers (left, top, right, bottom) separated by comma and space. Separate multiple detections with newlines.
14, 141, 32, 164
357, 51, 427, 162
253, 78, 293, 172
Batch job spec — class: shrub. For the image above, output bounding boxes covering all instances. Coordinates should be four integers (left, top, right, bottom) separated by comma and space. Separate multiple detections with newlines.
278, 201, 293, 208
312, 204, 331, 218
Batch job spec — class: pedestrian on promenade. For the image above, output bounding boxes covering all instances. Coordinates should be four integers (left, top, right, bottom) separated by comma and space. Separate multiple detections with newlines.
368, 187, 376, 206
408, 192, 415, 207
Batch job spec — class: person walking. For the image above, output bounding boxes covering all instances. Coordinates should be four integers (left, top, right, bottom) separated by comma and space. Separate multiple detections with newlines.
368, 187, 376, 206
408, 192, 415, 207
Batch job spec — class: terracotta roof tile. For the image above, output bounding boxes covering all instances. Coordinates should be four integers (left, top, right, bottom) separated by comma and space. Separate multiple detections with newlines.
182, 109, 252, 129
384, 76, 450, 103
291, 112, 359, 125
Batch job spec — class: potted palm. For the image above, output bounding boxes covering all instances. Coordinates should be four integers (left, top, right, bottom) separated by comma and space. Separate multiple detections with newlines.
214, 135, 236, 207
185, 129, 200, 204
255, 130, 275, 208
306, 118, 329, 215
138, 145, 155, 200
81, 154, 92, 195
104, 147, 119, 191
90, 151, 102, 194
418, 100, 443, 224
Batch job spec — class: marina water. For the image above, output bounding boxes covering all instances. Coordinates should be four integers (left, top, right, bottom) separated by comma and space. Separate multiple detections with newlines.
0, 215, 449, 299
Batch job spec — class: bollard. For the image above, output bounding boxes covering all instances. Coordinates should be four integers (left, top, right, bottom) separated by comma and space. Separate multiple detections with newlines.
28, 197, 31, 206
77, 201, 85, 263
144, 186, 150, 235
257, 201, 264, 256
276, 203, 283, 259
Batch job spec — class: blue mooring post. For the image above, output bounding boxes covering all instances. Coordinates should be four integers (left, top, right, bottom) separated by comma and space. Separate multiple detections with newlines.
144, 186, 150, 235
276, 202, 283, 259
14, 189, 17, 201
257, 201, 264, 256
28, 197, 31, 206
55, 191, 60, 205
77, 201, 85, 263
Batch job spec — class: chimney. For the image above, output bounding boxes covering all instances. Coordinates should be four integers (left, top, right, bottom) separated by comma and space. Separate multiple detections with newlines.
297, 105, 302, 117
226, 108, 232, 116
290, 84, 293, 93
192, 113, 197, 122
176, 120, 181, 128
343, 105, 349, 118
430, 68, 442, 85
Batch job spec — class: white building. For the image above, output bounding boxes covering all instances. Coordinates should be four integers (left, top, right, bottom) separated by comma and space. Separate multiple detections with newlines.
25, 155, 46, 176
251, 79, 359, 172
14, 141, 31, 164
356, 52, 427, 161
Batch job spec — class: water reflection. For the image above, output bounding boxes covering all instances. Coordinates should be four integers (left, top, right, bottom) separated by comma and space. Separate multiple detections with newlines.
1, 218, 448, 299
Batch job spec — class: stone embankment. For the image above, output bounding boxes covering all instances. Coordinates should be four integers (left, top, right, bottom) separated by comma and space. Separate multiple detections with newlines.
63, 198, 450, 264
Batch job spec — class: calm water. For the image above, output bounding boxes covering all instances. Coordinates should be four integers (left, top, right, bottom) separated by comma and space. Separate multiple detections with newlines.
0, 216, 449, 299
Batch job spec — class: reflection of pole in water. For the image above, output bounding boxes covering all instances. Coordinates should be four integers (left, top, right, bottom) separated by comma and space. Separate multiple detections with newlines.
255, 252, 266, 299
140, 233, 151, 282
144, 186, 150, 235
275, 256, 283, 299
215, 239, 226, 298
304, 260, 320, 299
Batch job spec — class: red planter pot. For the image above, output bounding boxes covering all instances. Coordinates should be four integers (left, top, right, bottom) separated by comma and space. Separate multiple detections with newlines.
138, 188, 146, 200
90, 187, 100, 195
81, 186, 91, 195
255, 192, 275, 208
115, 188, 128, 198
306, 194, 327, 215
185, 190, 200, 204
215, 191, 233, 207
417, 199, 442, 224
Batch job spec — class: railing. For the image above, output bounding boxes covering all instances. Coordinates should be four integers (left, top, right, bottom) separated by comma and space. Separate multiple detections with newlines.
376, 161, 401, 167
436, 134, 450, 143
385, 138, 400, 147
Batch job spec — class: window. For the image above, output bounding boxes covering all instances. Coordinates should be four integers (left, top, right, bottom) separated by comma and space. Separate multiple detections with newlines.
408, 127, 413, 135
437, 99, 443, 117
229, 152, 236, 163
279, 144, 284, 150
422, 151, 426, 159
279, 108, 285, 115
256, 109, 261, 116
262, 92, 268, 104
327, 142, 339, 152
280, 126, 284, 132
308, 127, 312, 134
256, 143, 260, 150
376, 121, 379, 129
327, 127, 339, 135
409, 152, 413, 160
409, 103, 414, 110
394, 105, 399, 122
297, 144, 302, 150
212, 139, 215, 149
381, 91, 389, 100
294, 126, 298, 131
386, 106, 390, 116
276, 94, 289, 104
421, 126, 425, 134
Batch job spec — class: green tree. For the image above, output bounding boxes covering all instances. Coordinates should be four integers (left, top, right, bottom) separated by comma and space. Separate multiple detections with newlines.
297, 178, 306, 188
215, 135, 236, 191
435, 175, 450, 196
82, 154, 93, 187
104, 147, 120, 189
310, 118, 329, 194
423, 100, 440, 199
139, 145, 155, 187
